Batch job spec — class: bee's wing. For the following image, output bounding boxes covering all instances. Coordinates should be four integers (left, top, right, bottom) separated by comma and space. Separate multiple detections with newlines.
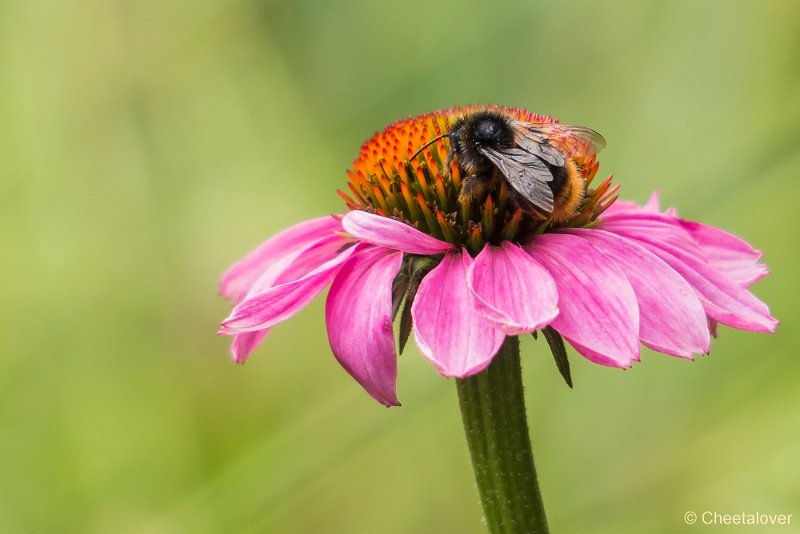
480, 146, 555, 213
512, 120, 606, 160
510, 125, 567, 167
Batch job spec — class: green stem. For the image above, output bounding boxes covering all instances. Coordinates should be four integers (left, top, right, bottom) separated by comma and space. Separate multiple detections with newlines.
456, 336, 549, 534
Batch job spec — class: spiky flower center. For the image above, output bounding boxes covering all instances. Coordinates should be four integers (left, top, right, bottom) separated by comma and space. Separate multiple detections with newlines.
338, 106, 618, 253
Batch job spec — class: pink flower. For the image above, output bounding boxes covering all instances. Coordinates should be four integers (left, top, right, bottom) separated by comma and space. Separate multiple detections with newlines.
219, 196, 776, 406
218, 107, 776, 406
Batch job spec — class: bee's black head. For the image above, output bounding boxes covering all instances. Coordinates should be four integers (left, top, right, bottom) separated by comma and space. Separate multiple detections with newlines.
467, 111, 514, 148
446, 109, 515, 174
474, 118, 502, 142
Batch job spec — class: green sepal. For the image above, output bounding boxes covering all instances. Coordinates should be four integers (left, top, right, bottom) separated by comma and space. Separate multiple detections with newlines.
541, 326, 573, 388
391, 262, 411, 320
398, 300, 414, 355
397, 256, 437, 354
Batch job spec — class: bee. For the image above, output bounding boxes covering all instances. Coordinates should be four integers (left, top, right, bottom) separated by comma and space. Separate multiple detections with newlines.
412, 109, 606, 222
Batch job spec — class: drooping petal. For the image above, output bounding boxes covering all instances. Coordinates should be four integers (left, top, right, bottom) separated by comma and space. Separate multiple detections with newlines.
601, 213, 704, 255
326, 247, 403, 406
220, 244, 359, 333
412, 250, 505, 378
605, 210, 767, 288
342, 210, 453, 255
649, 245, 776, 333
244, 233, 352, 298
601, 215, 777, 333
525, 233, 640, 367
223, 234, 352, 363
564, 229, 710, 358
230, 329, 271, 364
680, 220, 768, 287
708, 318, 719, 338
567, 339, 639, 367
467, 242, 558, 334
220, 215, 342, 302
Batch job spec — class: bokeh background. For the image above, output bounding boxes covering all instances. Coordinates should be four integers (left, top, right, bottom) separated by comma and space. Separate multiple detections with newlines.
1, 0, 798, 532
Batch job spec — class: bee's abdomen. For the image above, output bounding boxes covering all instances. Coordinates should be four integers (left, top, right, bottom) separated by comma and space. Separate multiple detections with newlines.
548, 160, 585, 222
545, 164, 568, 196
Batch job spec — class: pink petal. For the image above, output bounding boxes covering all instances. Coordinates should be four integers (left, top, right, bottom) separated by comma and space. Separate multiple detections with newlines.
223, 234, 351, 362
642, 191, 662, 213
525, 233, 640, 368
708, 318, 719, 338
220, 216, 342, 302
601, 216, 777, 333
411, 250, 505, 378
326, 248, 403, 406
342, 210, 453, 255
601, 200, 642, 216
244, 233, 351, 298
467, 242, 559, 334
567, 339, 639, 367
564, 229, 710, 358
220, 244, 359, 333
601, 191, 680, 218
601, 192, 662, 217
680, 220, 768, 287
230, 330, 271, 364
601, 213, 704, 255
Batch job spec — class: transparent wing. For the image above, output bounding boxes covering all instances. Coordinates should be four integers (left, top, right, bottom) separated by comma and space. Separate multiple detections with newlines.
480, 146, 555, 213
510, 127, 567, 167
512, 120, 606, 160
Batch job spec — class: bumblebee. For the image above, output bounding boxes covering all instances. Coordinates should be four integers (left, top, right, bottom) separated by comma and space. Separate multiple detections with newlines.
415, 109, 606, 222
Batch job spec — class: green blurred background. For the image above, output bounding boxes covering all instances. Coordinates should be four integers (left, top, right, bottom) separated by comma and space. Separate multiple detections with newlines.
1, 0, 798, 532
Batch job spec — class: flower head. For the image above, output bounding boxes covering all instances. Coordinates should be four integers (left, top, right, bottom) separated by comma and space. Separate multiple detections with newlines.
219, 106, 777, 406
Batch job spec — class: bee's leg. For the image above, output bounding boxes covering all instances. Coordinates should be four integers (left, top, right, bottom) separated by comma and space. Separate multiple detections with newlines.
444, 150, 455, 172
458, 173, 493, 205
